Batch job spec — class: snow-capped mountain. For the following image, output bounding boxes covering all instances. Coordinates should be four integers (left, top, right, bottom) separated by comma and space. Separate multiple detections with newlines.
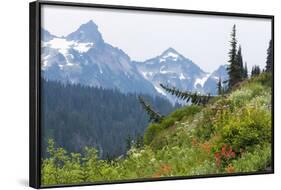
135, 48, 225, 102
135, 48, 207, 95
41, 20, 156, 95
41, 20, 228, 102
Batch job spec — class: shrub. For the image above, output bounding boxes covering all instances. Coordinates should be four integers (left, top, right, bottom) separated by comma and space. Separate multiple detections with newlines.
232, 143, 271, 172
228, 88, 253, 109
220, 107, 271, 150
144, 105, 201, 145
169, 105, 201, 121
193, 108, 217, 141
249, 72, 272, 87
144, 123, 162, 145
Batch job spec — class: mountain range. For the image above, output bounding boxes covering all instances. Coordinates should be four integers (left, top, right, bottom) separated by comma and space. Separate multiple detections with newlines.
41, 20, 228, 102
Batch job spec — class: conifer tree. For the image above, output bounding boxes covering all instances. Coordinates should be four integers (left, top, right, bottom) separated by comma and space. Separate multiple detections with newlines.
236, 45, 244, 80
251, 65, 261, 76
243, 62, 248, 79
160, 84, 213, 105
217, 77, 223, 95
265, 39, 273, 72
227, 25, 240, 89
135, 134, 144, 148
126, 135, 132, 150
138, 96, 164, 123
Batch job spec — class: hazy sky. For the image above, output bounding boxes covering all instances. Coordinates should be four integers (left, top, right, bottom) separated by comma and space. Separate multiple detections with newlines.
42, 5, 272, 73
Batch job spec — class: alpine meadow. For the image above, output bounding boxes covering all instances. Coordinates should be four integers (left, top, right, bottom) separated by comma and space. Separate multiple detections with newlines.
40, 5, 273, 187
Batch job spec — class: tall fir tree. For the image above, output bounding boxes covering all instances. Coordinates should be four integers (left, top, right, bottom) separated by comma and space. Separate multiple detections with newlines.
125, 135, 132, 151
265, 39, 273, 72
227, 24, 240, 89
236, 45, 244, 80
243, 62, 248, 79
217, 77, 223, 95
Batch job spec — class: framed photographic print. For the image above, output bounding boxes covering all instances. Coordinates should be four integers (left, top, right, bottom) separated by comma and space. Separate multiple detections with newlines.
29, 0, 274, 188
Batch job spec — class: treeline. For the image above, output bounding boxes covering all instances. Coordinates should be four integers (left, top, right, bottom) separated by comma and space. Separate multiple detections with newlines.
41, 79, 176, 159
218, 25, 273, 93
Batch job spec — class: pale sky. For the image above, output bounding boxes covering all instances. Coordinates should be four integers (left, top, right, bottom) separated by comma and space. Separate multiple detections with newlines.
41, 4, 272, 73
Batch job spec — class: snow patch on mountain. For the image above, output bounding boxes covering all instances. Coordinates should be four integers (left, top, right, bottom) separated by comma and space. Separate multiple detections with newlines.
42, 55, 51, 68
160, 52, 181, 62
141, 71, 153, 79
43, 38, 94, 54
179, 73, 186, 80
194, 74, 210, 87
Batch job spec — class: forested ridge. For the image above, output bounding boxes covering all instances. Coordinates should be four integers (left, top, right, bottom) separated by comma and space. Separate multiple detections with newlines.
41, 79, 176, 159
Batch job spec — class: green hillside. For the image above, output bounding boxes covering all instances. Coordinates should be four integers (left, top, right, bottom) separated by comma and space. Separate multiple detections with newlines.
41, 73, 272, 186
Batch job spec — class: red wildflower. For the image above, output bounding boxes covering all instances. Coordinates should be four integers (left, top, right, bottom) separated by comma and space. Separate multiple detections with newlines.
214, 152, 220, 159
221, 145, 227, 156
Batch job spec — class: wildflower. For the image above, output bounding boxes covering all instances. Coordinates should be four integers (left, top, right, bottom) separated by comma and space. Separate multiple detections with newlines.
221, 145, 227, 156
214, 152, 220, 159
150, 158, 156, 162
133, 153, 141, 158
226, 164, 235, 173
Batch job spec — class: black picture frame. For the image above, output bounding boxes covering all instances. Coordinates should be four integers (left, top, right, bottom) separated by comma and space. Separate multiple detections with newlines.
30, 1, 274, 188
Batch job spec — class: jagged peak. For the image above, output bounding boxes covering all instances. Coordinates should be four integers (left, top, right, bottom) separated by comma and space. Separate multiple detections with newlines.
161, 47, 181, 57
66, 20, 104, 44
158, 47, 184, 63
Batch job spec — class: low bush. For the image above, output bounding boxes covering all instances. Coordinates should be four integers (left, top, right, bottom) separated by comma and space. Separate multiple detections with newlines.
220, 107, 271, 150
144, 105, 201, 145
232, 143, 271, 172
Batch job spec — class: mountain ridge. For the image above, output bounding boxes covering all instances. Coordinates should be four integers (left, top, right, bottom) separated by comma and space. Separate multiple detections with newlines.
41, 20, 228, 102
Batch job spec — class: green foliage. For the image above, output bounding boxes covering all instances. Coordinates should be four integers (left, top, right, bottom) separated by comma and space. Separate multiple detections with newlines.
251, 65, 261, 76
42, 79, 175, 159
249, 72, 272, 87
219, 107, 271, 149
227, 24, 241, 89
42, 139, 85, 185
144, 105, 201, 145
217, 77, 223, 95
236, 45, 244, 81
243, 62, 248, 79
265, 39, 273, 73
138, 96, 164, 123
160, 84, 213, 105
143, 123, 162, 145
42, 74, 272, 186
193, 108, 217, 141
232, 143, 271, 172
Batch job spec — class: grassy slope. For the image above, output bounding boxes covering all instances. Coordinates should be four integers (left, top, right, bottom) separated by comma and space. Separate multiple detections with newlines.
144, 73, 272, 173
42, 73, 272, 185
